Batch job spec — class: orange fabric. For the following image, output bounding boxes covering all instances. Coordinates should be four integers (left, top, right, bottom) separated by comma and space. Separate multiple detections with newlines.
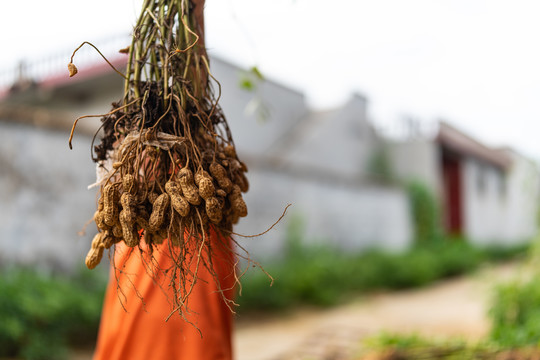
93, 232, 236, 360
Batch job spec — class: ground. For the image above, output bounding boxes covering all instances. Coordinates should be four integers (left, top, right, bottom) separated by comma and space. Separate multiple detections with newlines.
233, 261, 521, 360
70, 261, 522, 360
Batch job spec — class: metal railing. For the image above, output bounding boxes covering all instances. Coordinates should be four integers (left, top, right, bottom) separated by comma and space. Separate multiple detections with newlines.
0, 34, 130, 92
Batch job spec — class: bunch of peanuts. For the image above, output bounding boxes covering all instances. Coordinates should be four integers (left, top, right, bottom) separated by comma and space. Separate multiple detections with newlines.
85, 143, 249, 269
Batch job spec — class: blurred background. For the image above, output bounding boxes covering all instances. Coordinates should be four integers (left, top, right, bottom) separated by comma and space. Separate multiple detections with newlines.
1, 1, 540, 359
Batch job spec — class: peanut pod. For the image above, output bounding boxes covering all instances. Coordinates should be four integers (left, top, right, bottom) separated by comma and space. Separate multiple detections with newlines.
198, 176, 215, 200
120, 193, 136, 218
85, 232, 106, 269
229, 185, 248, 217
94, 211, 110, 231
112, 223, 123, 238
149, 193, 170, 231
122, 174, 137, 194
102, 184, 119, 226
102, 232, 121, 249
205, 196, 223, 224
166, 181, 190, 217
235, 172, 249, 193
224, 145, 236, 158
120, 210, 139, 247
178, 168, 201, 205
210, 162, 233, 193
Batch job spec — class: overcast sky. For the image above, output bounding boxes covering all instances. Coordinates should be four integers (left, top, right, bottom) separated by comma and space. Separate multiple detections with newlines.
1, 0, 539, 160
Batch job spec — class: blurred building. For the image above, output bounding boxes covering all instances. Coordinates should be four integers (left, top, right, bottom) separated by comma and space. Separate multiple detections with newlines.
0, 38, 538, 270
390, 121, 539, 246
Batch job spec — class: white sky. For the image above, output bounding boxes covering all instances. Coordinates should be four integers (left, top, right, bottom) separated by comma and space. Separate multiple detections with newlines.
1, 0, 540, 160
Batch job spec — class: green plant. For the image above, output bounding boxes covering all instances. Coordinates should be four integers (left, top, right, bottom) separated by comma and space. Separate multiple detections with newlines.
237, 219, 527, 313
367, 144, 395, 183
0, 267, 107, 359
407, 181, 442, 245
488, 236, 540, 347
360, 332, 503, 359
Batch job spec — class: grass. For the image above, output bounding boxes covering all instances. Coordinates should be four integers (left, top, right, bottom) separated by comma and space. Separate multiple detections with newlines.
237, 233, 528, 312
0, 267, 107, 360
0, 229, 529, 359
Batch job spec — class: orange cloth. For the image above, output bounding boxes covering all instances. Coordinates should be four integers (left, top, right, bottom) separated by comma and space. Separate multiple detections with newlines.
93, 232, 236, 360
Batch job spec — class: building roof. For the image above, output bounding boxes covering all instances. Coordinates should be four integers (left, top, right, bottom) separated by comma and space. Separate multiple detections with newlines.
436, 121, 512, 170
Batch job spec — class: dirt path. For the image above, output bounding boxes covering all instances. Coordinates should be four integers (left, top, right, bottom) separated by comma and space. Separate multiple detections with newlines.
233, 262, 524, 360
69, 262, 524, 360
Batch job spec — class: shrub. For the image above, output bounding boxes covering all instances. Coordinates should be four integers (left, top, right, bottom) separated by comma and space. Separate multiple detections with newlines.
360, 332, 503, 359
237, 228, 526, 313
488, 237, 540, 347
0, 267, 107, 359
489, 276, 540, 347
407, 181, 442, 245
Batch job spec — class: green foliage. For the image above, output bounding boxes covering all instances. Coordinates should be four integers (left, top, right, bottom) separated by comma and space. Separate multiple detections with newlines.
489, 277, 540, 347
367, 144, 395, 183
364, 332, 451, 350
238, 66, 265, 91
407, 181, 442, 244
361, 332, 501, 359
0, 267, 107, 359
238, 66, 270, 122
488, 236, 540, 347
237, 219, 526, 313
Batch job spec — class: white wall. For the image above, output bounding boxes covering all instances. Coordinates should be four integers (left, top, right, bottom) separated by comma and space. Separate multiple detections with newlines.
499, 151, 539, 242
233, 167, 413, 260
388, 139, 441, 193
0, 55, 415, 272
279, 94, 378, 180
210, 57, 308, 158
0, 121, 99, 271
462, 153, 539, 246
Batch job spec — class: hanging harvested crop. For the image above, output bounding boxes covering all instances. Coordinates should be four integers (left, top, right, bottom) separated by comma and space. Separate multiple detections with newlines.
68, 0, 252, 316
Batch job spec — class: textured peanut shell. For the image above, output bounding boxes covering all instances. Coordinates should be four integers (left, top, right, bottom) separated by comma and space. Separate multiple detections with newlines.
164, 184, 188, 216
171, 194, 190, 217
209, 162, 233, 193
236, 172, 249, 193
103, 184, 119, 226
68, 62, 78, 77
149, 193, 170, 231
122, 174, 137, 194
179, 176, 201, 205
224, 145, 236, 158
240, 161, 248, 173
85, 233, 105, 269
165, 180, 182, 195
194, 170, 209, 186
112, 223, 123, 238
102, 233, 121, 249
85, 246, 104, 269
178, 167, 193, 180
229, 185, 248, 217
230, 212, 240, 225
120, 210, 139, 247
206, 196, 223, 224
120, 193, 136, 223
94, 211, 109, 231
198, 177, 215, 199
97, 196, 104, 211
216, 189, 227, 198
